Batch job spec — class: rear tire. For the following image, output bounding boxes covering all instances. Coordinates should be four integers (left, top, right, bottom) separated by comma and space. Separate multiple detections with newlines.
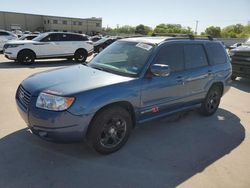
87, 106, 132, 154
199, 85, 222, 116
17, 50, 35, 65
74, 49, 87, 62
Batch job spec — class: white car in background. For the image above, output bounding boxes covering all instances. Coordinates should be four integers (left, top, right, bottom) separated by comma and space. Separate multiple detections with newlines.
0, 30, 18, 52
3, 32, 93, 64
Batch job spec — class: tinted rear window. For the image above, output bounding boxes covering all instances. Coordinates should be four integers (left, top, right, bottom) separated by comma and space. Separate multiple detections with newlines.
184, 44, 208, 69
67, 34, 88, 41
155, 44, 185, 72
205, 43, 227, 65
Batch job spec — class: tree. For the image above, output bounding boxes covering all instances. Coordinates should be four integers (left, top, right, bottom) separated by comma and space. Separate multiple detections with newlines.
135, 24, 152, 35
239, 23, 250, 38
221, 24, 244, 38
153, 24, 193, 34
204, 26, 221, 37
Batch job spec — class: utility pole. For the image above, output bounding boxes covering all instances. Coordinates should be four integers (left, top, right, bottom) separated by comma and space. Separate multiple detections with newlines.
195, 20, 199, 35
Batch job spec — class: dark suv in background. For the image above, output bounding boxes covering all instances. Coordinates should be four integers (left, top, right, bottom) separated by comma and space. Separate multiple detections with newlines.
16, 35, 232, 154
229, 38, 250, 80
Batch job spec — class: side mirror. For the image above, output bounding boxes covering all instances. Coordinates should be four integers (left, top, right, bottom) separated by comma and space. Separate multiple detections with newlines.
237, 43, 242, 47
150, 64, 171, 77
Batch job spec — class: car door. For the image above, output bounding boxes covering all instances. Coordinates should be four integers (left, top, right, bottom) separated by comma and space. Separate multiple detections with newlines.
182, 43, 212, 102
36, 33, 61, 57
140, 43, 187, 121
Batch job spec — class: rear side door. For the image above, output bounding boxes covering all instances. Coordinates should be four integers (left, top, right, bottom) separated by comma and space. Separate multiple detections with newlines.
140, 43, 187, 120
182, 43, 212, 101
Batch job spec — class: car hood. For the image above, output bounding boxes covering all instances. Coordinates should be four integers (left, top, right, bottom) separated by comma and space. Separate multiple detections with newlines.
5, 40, 38, 45
21, 64, 134, 96
231, 45, 250, 52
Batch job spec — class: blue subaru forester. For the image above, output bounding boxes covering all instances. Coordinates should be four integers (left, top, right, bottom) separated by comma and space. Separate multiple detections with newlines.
16, 36, 232, 154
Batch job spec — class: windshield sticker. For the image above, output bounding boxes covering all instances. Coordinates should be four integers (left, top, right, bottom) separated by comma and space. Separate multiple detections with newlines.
136, 43, 152, 51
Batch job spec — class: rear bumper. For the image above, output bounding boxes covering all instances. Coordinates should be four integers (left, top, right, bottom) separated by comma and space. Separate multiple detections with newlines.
16, 97, 93, 142
88, 50, 93, 57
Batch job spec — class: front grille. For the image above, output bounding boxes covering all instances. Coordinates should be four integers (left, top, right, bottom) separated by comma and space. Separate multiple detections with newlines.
232, 51, 250, 62
17, 85, 31, 109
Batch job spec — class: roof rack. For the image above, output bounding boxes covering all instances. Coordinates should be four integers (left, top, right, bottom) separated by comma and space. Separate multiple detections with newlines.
151, 33, 213, 41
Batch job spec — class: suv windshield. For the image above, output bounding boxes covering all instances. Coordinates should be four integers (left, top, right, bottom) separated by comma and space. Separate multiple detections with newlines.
89, 41, 154, 77
32, 33, 48, 41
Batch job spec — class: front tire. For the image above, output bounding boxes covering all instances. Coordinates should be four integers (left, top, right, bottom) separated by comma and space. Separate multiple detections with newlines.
87, 106, 132, 154
199, 85, 222, 116
74, 49, 87, 62
17, 50, 35, 65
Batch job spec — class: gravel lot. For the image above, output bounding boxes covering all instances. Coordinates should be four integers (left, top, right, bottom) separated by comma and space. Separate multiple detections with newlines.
0, 54, 250, 188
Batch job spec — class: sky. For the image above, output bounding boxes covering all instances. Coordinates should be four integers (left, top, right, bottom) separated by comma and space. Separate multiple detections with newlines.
1, 0, 250, 33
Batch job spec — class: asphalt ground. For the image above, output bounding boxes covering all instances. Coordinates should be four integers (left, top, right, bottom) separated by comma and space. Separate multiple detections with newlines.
0, 54, 249, 188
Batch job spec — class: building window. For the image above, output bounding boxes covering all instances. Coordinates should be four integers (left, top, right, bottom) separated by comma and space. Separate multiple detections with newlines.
79, 31, 82, 34
63, 30, 67, 32
44, 20, 46, 24
47, 20, 50, 24
78, 22, 82, 26
53, 20, 58, 24
62, 20, 67, 25
54, 30, 58, 32
73, 21, 77, 25
96, 23, 101, 27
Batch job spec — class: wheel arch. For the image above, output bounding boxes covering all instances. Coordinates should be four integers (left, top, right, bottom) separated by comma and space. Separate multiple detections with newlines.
17, 48, 36, 59
74, 48, 88, 55
87, 101, 137, 133
210, 81, 224, 95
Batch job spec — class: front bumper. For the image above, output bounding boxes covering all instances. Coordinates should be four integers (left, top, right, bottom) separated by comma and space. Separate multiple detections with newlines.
232, 63, 250, 78
16, 96, 93, 142
4, 51, 16, 60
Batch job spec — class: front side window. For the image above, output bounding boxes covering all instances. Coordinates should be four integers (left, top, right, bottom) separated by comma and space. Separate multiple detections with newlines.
42, 33, 60, 42
154, 44, 185, 72
184, 44, 208, 69
89, 41, 154, 77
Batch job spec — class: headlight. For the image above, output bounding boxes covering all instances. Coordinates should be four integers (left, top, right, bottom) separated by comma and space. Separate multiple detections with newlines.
229, 50, 236, 57
5, 44, 24, 49
36, 92, 75, 111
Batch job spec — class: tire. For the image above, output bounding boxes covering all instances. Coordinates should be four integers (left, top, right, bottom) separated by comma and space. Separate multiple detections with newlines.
231, 75, 237, 81
87, 106, 132, 154
17, 50, 35, 65
74, 49, 87, 62
199, 85, 222, 116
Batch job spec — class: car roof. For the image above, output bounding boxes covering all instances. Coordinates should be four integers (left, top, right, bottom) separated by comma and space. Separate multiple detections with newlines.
45, 32, 83, 36
120, 36, 218, 45
121, 37, 171, 45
